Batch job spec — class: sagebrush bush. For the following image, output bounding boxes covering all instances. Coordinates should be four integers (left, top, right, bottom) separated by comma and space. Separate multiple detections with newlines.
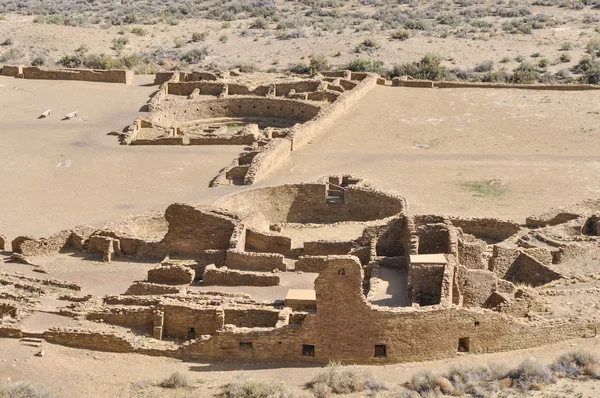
0, 381, 55, 398
180, 47, 208, 64
159, 371, 189, 389
307, 362, 386, 396
508, 358, 555, 391
347, 59, 384, 74
551, 351, 600, 378
222, 374, 291, 398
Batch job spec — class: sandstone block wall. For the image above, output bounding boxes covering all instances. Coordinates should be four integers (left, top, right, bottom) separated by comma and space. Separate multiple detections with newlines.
124, 282, 186, 295
245, 228, 292, 256
225, 249, 286, 272
458, 235, 487, 269
411, 263, 446, 306
161, 305, 222, 338
86, 306, 153, 331
43, 328, 134, 353
161, 204, 239, 256
304, 241, 357, 256
244, 138, 292, 185
417, 224, 452, 255
295, 256, 331, 273
1, 65, 21, 77
450, 217, 520, 242
223, 308, 281, 328
202, 265, 279, 286
21, 67, 134, 84
506, 252, 562, 287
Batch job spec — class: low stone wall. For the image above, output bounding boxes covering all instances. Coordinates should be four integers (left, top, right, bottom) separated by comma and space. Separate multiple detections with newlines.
43, 328, 134, 353
295, 256, 331, 273
506, 252, 562, 287
225, 250, 286, 272
392, 77, 600, 91
1, 65, 22, 77
450, 217, 520, 242
124, 282, 186, 296
224, 308, 281, 328
304, 240, 357, 256
244, 139, 292, 185
86, 306, 154, 331
148, 264, 195, 285
203, 265, 279, 286
21, 67, 134, 84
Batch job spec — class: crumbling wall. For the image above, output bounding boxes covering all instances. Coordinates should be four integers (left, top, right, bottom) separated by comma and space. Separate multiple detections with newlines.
21, 67, 134, 84
86, 306, 153, 331
450, 217, 520, 242
295, 256, 332, 273
224, 308, 281, 328
245, 228, 292, 256
203, 265, 279, 286
410, 263, 446, 306
124, 282, 186, 296
458, 234, 487, 269
244, 139, 293, 185
505, 252, 562, 287
43, 328, 134, 352
455, 266, 513, 307
147, 264, 195, 285
161, 204, 239, 256
161, 305, 222, 338
416, 223, 452, 254
1, 65, 21, 77
304, 241, 357, 256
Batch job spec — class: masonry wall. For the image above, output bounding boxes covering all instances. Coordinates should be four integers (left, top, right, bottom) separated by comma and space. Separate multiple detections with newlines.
203, 265, 280, 286
86, 306, 153, 331
224, 308, 281, 328
417, 224, 452, 254
1, 65, 21, 77
161, 204, 239, 256
177, 256, 594, 364
225, 249, 286, 271
450, 218, 520, 242
410, 263, 446, 306
304, 241, 357, 256
245, 228, 292, 256
21, 67, 134, 84
161, 305, 222, 338
505, 253, 562, 287
156, 97, 320, 127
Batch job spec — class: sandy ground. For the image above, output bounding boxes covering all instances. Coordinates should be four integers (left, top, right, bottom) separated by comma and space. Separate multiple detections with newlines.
0, 75, 244, 238
3, 334, 600, 397
266, 85, 600, 221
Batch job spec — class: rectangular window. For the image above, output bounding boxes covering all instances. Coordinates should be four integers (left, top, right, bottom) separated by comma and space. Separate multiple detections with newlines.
239, 342, 253, 350
302, 344, 315, 357
458, 337, 470, 353
374, 344, 387, 358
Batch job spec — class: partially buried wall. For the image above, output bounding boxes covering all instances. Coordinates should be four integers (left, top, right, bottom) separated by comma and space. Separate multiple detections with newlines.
21, 67, 134, 84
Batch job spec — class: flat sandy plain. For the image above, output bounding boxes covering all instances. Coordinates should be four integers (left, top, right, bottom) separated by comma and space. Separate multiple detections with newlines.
1, 75, 600, 397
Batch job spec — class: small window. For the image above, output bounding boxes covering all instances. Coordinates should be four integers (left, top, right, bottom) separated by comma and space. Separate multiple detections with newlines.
374, 345, 387, 358
187, 327, 196, 340
302, 344, 315, 357
474, 321, 480, 327
458, 337, 470, 353
338, 268, 346, 276
239, 342, 253, 350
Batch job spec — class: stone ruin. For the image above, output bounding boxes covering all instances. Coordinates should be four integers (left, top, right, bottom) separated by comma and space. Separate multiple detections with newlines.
117, 70, 379, 187
3, 175, 600, 364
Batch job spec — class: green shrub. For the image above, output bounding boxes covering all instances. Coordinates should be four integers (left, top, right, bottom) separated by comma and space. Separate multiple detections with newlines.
390, 29, 410, 41
250, 18, 268, 29
512, 62, 540, 83
191, 32, 207, 42
347, 59, 384, 74
587, 39, 600, 56
112, 36, 129, 52
354, 38, 380, 53
131, 27, 147, 36
58, 55, 82, 68
571, 56, 600, 84
474, 60, 494, 72
559, 53, 571, 63
538, 58, 549, 68
31, 56, 45, 66
560, 42, 573, 51
390, 54, 445, 80
160, 371, 189, 389
219, 35, 229, 43
180, 47, 208, 64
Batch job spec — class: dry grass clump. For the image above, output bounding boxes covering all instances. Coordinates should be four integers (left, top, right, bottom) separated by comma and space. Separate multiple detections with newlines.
507, 358, 555, 391
307, 362, 387, 397
159, 371, 190, 389
221, 374, 293, 398
0, 381, 55, 398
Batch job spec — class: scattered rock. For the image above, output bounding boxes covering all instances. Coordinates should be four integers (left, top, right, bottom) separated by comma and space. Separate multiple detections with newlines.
35, 350, 44, 357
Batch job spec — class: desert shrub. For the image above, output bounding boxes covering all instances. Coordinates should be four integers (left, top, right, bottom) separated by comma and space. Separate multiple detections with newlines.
131, 27, 147, 36
307, 362, 386, 396
409, 370, 438, 394
511, 62, 540, 83
219, 35, 229, 43
552, 351, 600, 378
559, 53, 571, 63
277, 29, 307, 40
502, 20, 533, 34
160, 371, 190, 389
390, 53, 445, 80
482, 70, 510, 83
31, 56, 45, 66
571, 56, 600, 84
555, 68, 571, 80
474, 60, 494, 72
500, 56, 511, 63
390, 29, 410, 41
250, 17, 269, 29
0, 47, 23, 62
587, 38, 600, 56
354, 38, 380, 53
347, 59, 384, 74
221, 374, 290, 398
0, 381, 55, 398
508, 358, 555, 390
191, 32, 207, 42
58, 55, 81, 68
538, 58, 549, 68
443, 68, 475, 81
112, 36, 129, 52
560, 42, 573, 51
180, 47, 208, 63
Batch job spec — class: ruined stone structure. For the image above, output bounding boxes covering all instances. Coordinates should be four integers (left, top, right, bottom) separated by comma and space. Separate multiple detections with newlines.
117, 70, 378, 187
0, 65, 133, 84
3, 175, 600, 364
